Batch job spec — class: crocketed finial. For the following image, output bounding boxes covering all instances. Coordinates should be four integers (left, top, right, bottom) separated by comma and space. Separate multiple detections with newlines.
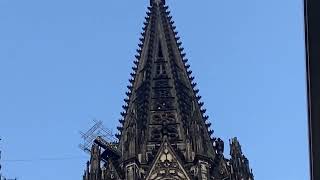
150, 0, 166, 6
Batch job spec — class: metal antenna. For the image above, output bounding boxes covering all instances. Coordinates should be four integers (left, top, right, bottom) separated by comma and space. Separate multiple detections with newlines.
79, 119, 117, 154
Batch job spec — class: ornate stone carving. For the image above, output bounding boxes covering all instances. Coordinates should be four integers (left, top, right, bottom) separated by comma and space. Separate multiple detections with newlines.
152, 98, 174, 110
155, 80, 170, 87
154, 88, 171, 98
152, 112, 176, 124
146, 142, 190, 180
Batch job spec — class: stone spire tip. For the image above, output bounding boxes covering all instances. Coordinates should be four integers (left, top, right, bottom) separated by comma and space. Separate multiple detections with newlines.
150, 0, 166, 6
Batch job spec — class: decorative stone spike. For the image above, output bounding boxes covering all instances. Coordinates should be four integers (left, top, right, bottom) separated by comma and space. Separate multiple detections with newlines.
182, 58, 188, 63
132, 67, 138, 71
205, 122, 212, 128
203, 115, 209, 121
117, 126, 123, 131
135, 55, 141, 59
179, 47, 184, 52
125, 92, 132, 96
175, 36, 180, 41
170, 21, 175, 25
165, 11, 170, 15
177, 42, 182, 46
133, 60, 139, 65
201, 109, 207, 114
181, 53, 186, 58
187, 70, 192, 75
146, 12, 151, 16
189, 76, 194, 81
198, 102, 204, 107
115, 133, 121, 139
129, 79, 134, 83
208, 129, 214, 135
193, 89, 199, 94
196, 95, 202, 101
174, 31, 178, 35
119, 119, 125, 124
168, 16, 172, 20
147, 6, 153, 11
122, 105, 128, 110
127, 85, 133, 90
211, 138, 216, 143
172, 26, 176, 30
145, 16, 150, 21
130, 73, 136, 78
215, 138, 224, 154
120, 112, 127, 117
138, 43, 143, 48
137, 48, 142, 54
164, 5, 169, 10
191, 82, 197, 88
124, 98, 129, 103
139, 37, 144, 42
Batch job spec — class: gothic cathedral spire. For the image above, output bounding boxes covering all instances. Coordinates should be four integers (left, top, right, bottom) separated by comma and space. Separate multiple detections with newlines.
83, 1, 254, 180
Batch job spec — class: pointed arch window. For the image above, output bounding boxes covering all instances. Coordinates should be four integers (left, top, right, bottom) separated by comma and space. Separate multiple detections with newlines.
156, 63, 167, 75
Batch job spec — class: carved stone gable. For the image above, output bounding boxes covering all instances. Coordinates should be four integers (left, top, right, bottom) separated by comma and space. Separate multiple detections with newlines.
146, 140, 190, 180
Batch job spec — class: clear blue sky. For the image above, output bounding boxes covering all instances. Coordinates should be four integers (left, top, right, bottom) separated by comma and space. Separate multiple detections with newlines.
0, 0, 308, 180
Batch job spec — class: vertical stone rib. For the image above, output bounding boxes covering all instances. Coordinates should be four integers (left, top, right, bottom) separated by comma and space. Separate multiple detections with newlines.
158, 2, 216, 158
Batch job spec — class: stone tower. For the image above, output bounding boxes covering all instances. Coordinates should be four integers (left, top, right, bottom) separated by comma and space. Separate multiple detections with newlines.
83, 0, 254, 179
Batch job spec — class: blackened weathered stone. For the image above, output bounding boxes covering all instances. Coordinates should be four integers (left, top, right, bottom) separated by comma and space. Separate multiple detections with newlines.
83, 1, 254, 180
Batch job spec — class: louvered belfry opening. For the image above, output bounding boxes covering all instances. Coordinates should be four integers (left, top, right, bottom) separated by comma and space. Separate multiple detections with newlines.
82, 1, 254, 180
